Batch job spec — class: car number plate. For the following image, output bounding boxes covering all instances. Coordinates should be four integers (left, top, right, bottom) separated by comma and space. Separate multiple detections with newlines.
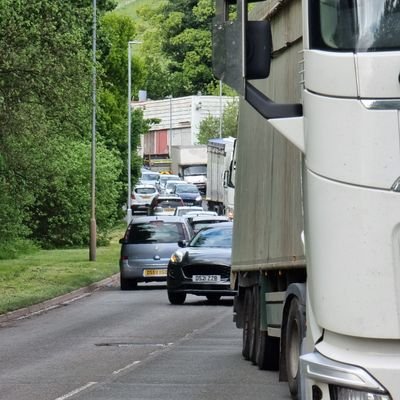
143, 269, 167, 277
192, 275, 221, 282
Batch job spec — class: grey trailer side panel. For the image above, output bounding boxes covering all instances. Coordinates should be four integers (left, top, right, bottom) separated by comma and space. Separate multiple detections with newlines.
231, 0, 305, 272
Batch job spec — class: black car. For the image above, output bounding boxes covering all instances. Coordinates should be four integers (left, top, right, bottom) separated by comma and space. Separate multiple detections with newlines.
172, 183, 203, 206
167, 222, 235, 304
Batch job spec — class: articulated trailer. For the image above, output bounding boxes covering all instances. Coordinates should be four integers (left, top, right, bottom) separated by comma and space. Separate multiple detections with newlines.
213, 0, 400, 399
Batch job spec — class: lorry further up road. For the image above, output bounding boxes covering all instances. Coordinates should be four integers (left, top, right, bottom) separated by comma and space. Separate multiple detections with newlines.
213, 0, 400, 399
170, 145, 207, 194
206, 137, 236, 218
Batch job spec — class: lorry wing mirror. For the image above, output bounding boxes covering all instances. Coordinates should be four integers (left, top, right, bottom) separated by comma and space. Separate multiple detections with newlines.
246, 20, 272, 80
227, 139, 237, 188
213, 0, 271, 94
213, 0, 302, 119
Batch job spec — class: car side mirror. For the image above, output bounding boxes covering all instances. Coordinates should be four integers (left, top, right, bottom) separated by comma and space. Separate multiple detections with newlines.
178, 240, 187, 248
119, 238, 127, 244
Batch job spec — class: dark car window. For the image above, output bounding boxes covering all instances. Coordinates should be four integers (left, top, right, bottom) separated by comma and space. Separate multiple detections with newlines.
157, 199, 182, 208
192, 220, 226, 232
190, 226, 232, 248
175, 185, 199, 194
141, 174, 159, 181
127, 222, 186, 244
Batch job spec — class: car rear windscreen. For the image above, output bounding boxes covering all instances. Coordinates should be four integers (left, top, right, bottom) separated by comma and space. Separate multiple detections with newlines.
128, 222, 186, 244
157, 200, 182, 208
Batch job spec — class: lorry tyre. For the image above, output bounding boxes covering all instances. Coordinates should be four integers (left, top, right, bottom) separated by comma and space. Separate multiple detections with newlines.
254, 285, 279, 370
242, 288, 254, 360
250, 285, 259, 364
168, 291, 186, 305
285, 297, 305, 399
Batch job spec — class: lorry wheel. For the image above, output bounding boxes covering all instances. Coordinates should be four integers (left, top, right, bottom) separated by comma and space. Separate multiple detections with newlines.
285, 297, 305, 399
168, 291, 186, 305
256, 331, 280, 370
249, 285, 259, 364
242, 288, 254, 360
253, 285, 279, 370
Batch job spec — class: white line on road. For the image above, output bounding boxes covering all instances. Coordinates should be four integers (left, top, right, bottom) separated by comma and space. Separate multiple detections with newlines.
112, 360, 141, 375
53, 382, 97, 400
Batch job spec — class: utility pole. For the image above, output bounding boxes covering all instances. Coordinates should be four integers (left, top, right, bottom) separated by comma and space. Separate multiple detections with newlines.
89, 0, 97, 261
127, 40, 142, 225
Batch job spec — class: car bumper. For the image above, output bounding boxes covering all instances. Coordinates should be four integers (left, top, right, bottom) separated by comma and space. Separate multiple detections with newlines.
131, 204, 150, 212
167, 263, 236, 296
120, 261, 168, 282
182, 200, 202, 207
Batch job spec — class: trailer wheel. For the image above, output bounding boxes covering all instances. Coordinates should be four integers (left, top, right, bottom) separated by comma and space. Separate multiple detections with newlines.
285, 297, 305, 399
250, 285, 259, 364
242, 288, 254, 360
254, 285, 279, 370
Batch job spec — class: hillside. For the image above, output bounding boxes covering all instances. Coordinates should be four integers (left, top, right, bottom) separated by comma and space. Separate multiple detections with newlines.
115, 0, 164, 19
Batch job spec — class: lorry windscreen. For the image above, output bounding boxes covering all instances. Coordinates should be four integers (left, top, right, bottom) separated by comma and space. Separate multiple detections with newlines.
183, 165, 207, 176
310, 0, 400, 52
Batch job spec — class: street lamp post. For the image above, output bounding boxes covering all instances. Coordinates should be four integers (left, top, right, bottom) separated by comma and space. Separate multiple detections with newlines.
127, 40, 142, 225
168, 95, 173, 156
89, 0, 97, 261
219, 80, 223, 138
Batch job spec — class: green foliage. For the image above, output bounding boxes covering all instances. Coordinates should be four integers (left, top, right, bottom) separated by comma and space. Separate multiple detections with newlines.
0, 0, 133, 254
0, 228, 123, 314
29, 138, 122, 248
197, 99, 239, 144
135, 0, 217, 99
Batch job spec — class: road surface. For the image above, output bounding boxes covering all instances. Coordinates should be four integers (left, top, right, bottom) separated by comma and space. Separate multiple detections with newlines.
0, 282, 290, 400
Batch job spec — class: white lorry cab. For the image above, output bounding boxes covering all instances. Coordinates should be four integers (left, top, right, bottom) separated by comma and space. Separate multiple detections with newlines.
213, 0, 400, 399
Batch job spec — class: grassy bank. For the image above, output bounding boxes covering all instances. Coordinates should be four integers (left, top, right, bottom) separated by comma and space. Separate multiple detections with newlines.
0, 227, 124, 315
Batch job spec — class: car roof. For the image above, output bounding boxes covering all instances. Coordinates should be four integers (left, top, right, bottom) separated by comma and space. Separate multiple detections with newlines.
185, 211, 218, 217
199, 221, 233, 229
134, 184, 157, 189
130, 215, 186, 224
176, 206, 203, 210
156, 194, 182, 200
160, 174, 180, 179
191, 216, 230, 222
174, 182, 196, 187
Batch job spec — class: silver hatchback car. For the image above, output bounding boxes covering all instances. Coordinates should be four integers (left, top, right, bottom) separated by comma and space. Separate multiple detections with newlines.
119, 216, 193, 290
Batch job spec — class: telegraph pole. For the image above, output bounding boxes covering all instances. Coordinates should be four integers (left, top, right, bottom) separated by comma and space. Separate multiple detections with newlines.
89, 0, 97, 261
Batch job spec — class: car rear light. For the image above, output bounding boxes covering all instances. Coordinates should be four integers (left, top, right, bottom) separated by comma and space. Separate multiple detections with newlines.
120, 255, 128, 262
131, 193, 136, 200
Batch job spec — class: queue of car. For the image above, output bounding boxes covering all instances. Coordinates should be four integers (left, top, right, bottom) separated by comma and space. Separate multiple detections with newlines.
120, 168, 236, 304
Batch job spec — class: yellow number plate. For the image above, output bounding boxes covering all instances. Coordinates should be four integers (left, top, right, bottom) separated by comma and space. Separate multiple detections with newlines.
143, 269, 167, 277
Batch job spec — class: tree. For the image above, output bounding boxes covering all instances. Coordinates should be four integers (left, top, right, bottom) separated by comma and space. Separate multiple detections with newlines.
197, 99, 238, 144
0, 0, 129, 252
136, 0, 219, 99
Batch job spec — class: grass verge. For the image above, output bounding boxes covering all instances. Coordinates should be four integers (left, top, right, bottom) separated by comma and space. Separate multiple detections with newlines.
0, 226, 124, 315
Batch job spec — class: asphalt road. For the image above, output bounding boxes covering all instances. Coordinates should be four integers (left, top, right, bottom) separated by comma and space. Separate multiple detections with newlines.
0, 282, 290, 400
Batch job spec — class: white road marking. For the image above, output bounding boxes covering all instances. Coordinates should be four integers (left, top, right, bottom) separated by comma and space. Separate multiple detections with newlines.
112, 360, 141, 375
53, 382, 97, 400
